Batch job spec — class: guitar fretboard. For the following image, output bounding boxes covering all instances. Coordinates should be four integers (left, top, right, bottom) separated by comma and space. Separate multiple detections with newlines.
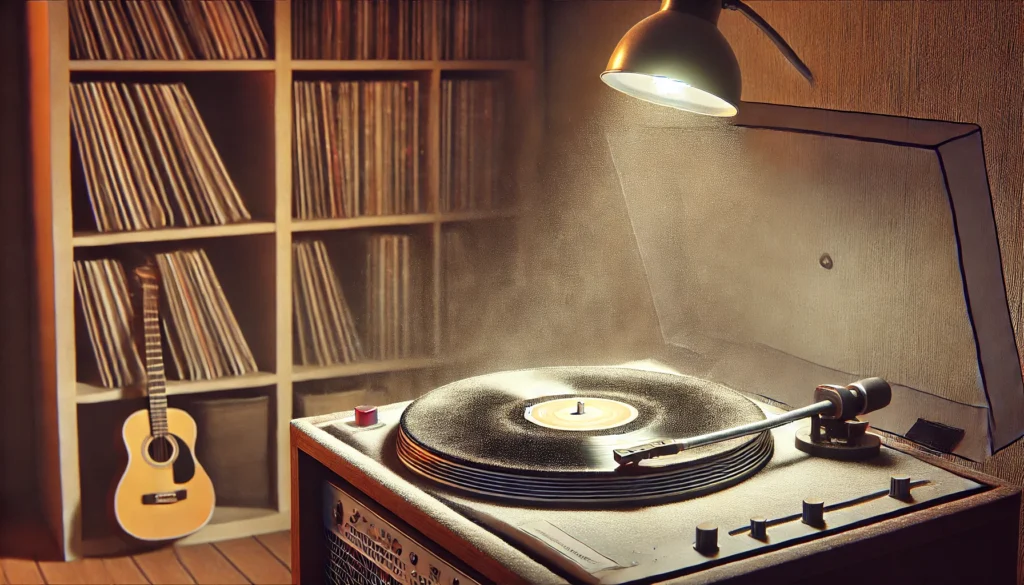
139, 270, 168, 438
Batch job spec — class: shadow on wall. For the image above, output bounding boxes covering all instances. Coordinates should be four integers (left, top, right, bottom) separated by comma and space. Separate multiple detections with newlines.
442, 0, 690, 374
438, 2, 668, 376
0, 0, 43, 554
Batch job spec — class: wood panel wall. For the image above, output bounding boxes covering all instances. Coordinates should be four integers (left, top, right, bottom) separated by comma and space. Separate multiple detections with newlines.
536, 0, 1024, 576
0, 0, 41, 538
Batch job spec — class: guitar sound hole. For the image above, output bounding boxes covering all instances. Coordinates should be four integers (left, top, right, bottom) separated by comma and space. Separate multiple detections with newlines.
148, 436, 175, 463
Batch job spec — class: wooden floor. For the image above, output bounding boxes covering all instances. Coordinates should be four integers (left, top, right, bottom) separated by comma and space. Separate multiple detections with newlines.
0, 532, 291, 585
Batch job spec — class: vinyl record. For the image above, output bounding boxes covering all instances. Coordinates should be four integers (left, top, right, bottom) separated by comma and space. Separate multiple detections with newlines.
397, 366, 774, 506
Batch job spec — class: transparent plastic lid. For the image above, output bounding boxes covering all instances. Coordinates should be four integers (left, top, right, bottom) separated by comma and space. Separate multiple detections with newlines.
607, 103, 1024, 461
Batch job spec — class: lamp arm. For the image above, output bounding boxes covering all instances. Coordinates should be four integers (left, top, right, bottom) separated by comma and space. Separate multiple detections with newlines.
722, 0, 814, 84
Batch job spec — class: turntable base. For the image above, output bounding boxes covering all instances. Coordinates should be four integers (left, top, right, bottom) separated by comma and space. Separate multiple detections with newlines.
291, 396, 1019, 585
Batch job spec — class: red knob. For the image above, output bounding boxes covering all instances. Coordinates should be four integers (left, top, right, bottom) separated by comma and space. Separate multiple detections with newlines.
354, 405, 378, 427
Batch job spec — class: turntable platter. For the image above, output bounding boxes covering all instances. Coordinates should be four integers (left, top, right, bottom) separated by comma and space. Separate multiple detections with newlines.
397, 367, 774, 506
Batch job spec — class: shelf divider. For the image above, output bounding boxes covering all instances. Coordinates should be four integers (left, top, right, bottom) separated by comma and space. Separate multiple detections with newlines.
273, 0, 295, 528
28, 0, 79, 560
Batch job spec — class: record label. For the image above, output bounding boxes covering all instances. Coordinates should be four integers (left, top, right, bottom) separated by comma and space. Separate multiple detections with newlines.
524, 397, 639, 431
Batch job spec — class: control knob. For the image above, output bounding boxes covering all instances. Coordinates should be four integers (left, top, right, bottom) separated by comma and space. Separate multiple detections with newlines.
693, 522, 718, 555
354, 405, 378, 427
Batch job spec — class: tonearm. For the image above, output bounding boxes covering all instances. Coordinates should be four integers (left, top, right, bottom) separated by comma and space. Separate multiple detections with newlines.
614, 377, 892, 465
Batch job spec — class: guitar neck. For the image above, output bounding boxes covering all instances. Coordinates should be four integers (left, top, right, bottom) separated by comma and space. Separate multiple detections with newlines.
140, 271, 168, 437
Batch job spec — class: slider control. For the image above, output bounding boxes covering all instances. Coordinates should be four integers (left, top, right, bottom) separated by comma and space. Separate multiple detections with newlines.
749, 517, 767, 541
889, 476, 912, 501
694, 523, 719, 555
802, 499, 825, 528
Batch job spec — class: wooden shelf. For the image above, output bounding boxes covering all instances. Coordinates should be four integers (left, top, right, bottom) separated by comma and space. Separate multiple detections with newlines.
292, 59, 434, 71
290, 210, 516, 233
72, 222, 277, 247
79, 508, 287, 556
291, 60, 529, 72
69, 59, 276, 72
439, 60, 530, 71
291, 214, 436, 233
293, 358, 437, 382
440, 208, 518, 223
76, 372, 278, 404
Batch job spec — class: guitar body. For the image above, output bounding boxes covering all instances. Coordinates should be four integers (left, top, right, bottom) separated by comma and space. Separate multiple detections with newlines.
114, 407, 215, 541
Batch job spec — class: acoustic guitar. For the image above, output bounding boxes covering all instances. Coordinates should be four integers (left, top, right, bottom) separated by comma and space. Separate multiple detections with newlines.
114, 264, 215, 541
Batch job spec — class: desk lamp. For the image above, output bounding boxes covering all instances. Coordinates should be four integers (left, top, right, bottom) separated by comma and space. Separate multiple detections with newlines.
601, 0, 813, 116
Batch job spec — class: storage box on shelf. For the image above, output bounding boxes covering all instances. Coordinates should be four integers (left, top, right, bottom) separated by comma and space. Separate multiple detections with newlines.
28, 0, 542, 559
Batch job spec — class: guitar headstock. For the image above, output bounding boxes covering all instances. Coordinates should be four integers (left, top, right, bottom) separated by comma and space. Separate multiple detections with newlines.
134, 262, 160, 291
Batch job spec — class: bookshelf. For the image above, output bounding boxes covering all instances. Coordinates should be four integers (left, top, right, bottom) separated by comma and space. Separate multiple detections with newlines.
28, 0, 543, 559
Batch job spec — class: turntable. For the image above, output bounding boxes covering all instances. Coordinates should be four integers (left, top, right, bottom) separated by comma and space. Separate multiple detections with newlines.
290, 105, 1022, 584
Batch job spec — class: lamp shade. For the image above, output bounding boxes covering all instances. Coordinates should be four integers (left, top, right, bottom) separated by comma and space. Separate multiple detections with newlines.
601, 5, 741, 117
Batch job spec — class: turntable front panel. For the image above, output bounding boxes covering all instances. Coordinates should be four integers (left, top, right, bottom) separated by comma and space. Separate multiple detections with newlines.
320, 399, 984, 584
